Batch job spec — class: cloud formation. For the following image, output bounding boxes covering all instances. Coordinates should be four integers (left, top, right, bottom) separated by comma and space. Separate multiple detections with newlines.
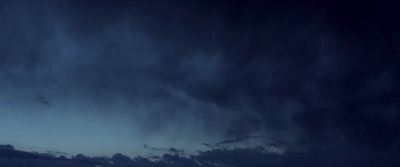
1, 0, 399, 163
1, 144, 399, 167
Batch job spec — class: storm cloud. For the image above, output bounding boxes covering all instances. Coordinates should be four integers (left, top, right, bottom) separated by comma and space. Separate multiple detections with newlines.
1, 0, 400, 165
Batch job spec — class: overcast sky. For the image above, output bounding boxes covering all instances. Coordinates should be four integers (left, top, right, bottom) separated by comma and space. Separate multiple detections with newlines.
1, 0, 400, 165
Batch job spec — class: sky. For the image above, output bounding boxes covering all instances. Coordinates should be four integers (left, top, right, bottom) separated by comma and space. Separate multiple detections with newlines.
1, 0, 400, 166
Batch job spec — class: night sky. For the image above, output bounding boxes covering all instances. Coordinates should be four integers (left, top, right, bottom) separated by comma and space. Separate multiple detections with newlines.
1, 0, 400, 166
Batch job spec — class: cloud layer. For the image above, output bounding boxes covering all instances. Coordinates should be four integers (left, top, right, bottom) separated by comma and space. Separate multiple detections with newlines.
1, 0, 400, 163
1, 144, 399, 167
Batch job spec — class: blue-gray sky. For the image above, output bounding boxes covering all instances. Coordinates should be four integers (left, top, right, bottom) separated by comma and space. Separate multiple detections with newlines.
1, 0, 400, 166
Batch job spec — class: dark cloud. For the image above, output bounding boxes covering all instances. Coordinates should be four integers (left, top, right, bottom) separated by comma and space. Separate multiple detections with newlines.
168, 148, 184, 154
1, 0, 400, 165
144, 144, 185, 155
2, 144, 400, 167
35, 95, 51, 106
202, 135, 266, 149
144, 144, 161, 151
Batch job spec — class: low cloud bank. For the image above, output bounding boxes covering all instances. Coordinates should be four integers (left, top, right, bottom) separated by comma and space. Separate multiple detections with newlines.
1, 144, 399, 167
